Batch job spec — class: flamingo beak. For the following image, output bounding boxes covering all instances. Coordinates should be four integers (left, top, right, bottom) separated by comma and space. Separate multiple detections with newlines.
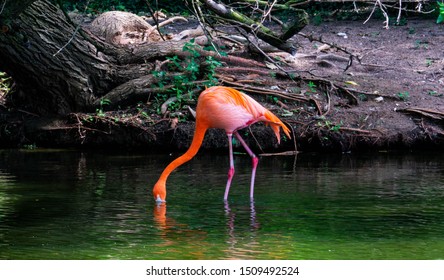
155, 195, 166, 204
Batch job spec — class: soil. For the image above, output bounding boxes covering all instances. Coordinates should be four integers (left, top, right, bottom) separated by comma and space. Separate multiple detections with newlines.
154, 18, 444, 153
285, 19, 444, 152
1, 17, 443, 153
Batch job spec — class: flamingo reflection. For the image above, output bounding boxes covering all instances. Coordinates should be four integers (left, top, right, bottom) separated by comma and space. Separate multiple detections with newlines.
153, 201, 261, 259
224, 200, 261, 259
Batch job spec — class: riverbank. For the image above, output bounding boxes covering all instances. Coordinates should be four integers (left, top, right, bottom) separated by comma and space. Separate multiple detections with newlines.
0, 19, 442, 153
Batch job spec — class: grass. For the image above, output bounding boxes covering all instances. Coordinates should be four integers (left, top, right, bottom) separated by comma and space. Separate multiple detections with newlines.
397, 91, 410, 101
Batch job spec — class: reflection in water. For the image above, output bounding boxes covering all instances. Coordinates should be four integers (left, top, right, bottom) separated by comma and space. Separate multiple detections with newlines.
152, 203, 175, 247
224, 200, 261, 259
0, 150, 443, 259
153, 203, 167, 229
153, 201, 262, 259
151, 203, 210, 259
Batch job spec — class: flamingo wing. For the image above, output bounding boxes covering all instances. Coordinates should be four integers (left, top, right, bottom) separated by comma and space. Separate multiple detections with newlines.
198, 86, 290, 142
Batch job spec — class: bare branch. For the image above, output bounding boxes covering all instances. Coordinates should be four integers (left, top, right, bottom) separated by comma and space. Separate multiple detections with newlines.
0, 0, 7, 15
53, 0, 91, 56
201, 0, 307, 54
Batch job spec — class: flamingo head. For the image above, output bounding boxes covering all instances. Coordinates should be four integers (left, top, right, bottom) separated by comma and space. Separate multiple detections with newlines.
153, 181, 166, 203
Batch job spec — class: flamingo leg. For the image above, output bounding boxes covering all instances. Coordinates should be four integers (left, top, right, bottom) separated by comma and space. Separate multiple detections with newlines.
224, 133, 235, 201
234, 131, 258, 200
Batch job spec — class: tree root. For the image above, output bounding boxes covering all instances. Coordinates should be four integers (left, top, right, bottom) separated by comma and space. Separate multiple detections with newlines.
399, 107, 444, 121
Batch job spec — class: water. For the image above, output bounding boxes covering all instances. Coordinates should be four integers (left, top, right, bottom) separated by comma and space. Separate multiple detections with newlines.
0, 149, 443, 259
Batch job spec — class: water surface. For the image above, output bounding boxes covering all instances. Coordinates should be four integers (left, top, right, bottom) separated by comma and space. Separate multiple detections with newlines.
0, 149, 443, 259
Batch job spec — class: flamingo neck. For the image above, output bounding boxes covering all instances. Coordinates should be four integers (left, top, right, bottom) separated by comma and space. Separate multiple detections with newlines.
156, 121, 208, 186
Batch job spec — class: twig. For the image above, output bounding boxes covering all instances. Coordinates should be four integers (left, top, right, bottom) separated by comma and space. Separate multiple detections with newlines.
337, 85, 359, 105
216, 67, 274, 76
0, 0, 6, 15
323, 89, 331, 116
284, 120, 298, 153
17, 109, 40, 117
364, 0, 390, 29
72, 113, 111, 134
384, 2, 436, 14
160, 96, 178, 115
53, 0, 91, 56
53, 25, 81, 56
396, 0, 402, 25
73, 113, 86, 141
306, 77, 359, 105
219, 78, 324, 115
259, 150, 298, 156
194, 49, 266, 68
342, 87, 398, 101
309, 98, 324, 116
145, 0, 166, 41
241, 28, 295, 78
190, 0, 222, 56
338, 127, 377, 134
399, 107, 444, 120
260, 0, 277, 25
364, 0, 379, 25
298, 31, 360, 64
376, 0, 390, 29
219, 79, 309, 103
248, 126, 265, 154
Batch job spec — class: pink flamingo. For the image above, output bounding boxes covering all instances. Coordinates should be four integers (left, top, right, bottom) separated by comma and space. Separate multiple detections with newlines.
153, 86, 290, 202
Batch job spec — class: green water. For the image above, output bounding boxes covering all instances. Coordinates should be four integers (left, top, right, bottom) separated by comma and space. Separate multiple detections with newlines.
0, 149, 443, 259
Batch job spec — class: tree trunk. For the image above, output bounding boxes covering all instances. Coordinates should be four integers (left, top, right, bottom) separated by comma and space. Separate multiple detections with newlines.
0, 1, 105, 114
0, 0, 187, 115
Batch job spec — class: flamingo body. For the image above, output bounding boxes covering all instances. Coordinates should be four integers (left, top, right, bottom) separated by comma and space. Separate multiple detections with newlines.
198, 87, 270, 133
153, 86, 290, 203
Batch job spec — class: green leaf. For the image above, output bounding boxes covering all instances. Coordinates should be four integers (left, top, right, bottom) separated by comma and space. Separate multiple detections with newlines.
438, 1, 444, 24
203, 45, 216, 52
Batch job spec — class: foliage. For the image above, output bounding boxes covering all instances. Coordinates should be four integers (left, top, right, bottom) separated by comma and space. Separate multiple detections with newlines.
0, 72, 12, 97
59, 0, 143, 13
152, 39, 222, 114
58, 0, 188, 14
23, 143, 37, 150
438, 2, 444, 24
414, 40, 429, 50
427, 90, 443, 97
307, 81, 317, 94
96, 98, 111, 117
397, 91, 410, 101
57, 0, 441, 25
304, 2, 374, 24
316, 117, 343, 132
